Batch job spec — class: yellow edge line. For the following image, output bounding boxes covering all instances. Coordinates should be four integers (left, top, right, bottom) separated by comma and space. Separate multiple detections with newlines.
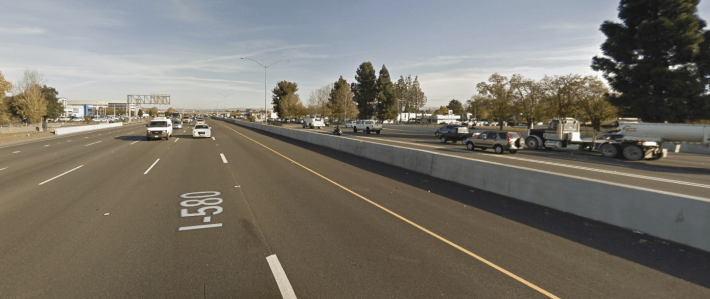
222, 123, 560, 299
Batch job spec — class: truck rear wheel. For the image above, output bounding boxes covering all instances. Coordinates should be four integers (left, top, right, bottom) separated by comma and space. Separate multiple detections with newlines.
525, 137, 539, 149
376, 130, 380, 134
440, 136, 447, 143
354, 127, 357, 133
366, 127, 371, 134
600, 143, 618, 158
622, 145, 644, 161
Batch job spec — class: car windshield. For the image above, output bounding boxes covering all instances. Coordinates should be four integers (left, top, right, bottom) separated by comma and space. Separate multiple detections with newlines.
149, 121, 168, 127
195, 125, 208, 129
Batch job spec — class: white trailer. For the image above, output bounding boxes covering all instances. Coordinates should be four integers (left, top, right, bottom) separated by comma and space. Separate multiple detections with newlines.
525, 118, 710, 161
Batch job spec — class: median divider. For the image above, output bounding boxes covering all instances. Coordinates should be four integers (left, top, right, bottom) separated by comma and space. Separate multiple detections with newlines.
54, 123, 124, 135
219, 118, 710, 252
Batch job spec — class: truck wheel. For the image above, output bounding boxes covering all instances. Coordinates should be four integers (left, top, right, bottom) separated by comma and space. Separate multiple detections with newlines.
622, 145, 644, 161
354, 127, 357, 133
366, 127, 371, 134
435, 132, 440, 137
376, 130, 380, 134
600, 143, 618, 158
466, 142, 475, 151
303, 124, 306, 128
440, 136, 447, 143
525, 137, 539, 149
494, 145, 504, 154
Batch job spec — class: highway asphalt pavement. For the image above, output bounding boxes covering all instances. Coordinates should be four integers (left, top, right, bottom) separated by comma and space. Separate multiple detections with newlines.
0, 119, 709, 298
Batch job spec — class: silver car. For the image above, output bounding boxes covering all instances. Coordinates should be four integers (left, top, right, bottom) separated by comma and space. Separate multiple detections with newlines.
463, 131, 524, 154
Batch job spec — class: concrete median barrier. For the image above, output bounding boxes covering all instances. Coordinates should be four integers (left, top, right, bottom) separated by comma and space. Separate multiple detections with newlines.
221, 118, 710, 252
54, 123, 124, 135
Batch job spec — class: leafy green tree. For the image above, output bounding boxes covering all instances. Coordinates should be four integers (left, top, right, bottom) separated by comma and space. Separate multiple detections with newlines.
149, 107, 158, 116
476, 73, 515, 130
272, 81, 299, 118
446, 99, 464, 115
351, 62, 378, 119
376, 65, 398, 121
591, 0, 709, 122
138, 109, 144, 117
166, 107, 176, 116
510, 75, 549, 128
41, 85, 61, 119
433, 106, 449, 115
574, 76, 619, 131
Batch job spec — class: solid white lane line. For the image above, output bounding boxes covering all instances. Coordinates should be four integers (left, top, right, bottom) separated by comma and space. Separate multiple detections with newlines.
144, 159, 160, 174
266, 255, 297, 299
220, 153, 228, 163
130, 140, 139, 145
12, 151, 20, 154
39, 165, 83, 185
85, 141, 102, 146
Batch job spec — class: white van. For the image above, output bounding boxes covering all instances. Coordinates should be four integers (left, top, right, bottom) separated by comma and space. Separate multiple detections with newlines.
146, 117, 173, 140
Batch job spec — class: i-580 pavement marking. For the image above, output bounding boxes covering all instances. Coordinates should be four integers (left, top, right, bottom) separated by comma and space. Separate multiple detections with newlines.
222, 124, 560, 299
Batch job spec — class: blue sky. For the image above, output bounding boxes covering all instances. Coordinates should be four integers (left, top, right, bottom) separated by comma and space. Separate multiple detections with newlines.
1, 0, 709, 110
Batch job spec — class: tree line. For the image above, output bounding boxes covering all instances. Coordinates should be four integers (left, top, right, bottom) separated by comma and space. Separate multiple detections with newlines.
0, 69, 62, 124
445, 73, 616, 131
270, 62, 427, 122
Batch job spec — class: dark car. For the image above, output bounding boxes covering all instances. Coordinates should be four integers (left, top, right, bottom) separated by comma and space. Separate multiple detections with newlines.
438, 126, 479, 144
463, 130, 524, 154
435, 124, 466, 137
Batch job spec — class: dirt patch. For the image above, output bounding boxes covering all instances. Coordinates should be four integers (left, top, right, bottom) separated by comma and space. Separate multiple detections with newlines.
0, 131, 55, 146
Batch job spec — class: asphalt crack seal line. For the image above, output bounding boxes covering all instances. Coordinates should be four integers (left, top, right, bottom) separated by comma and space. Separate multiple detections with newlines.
221, 124, 560, 299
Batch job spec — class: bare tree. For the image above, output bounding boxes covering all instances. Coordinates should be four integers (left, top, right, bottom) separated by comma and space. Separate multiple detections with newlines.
0, 70, 13, 124
12, 69, 47, 123
307, 84, 332, 118
331, 83, 356, 122
281, 93, 306, 119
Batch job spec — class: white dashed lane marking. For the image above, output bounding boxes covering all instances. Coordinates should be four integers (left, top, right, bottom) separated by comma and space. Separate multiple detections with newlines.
39, 165, 84, 185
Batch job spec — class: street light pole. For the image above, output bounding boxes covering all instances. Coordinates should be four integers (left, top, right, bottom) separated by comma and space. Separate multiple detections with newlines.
218, 93, 234, 114
240, 57, 290, 121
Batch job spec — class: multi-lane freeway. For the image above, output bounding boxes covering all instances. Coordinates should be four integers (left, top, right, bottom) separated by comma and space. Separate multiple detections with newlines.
1, 119, 709, 298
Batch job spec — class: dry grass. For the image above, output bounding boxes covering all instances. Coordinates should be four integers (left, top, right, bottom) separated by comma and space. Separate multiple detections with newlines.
0, 130, 54, 145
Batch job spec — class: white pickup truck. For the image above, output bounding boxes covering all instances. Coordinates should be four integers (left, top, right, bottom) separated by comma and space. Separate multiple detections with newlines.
353, 120, 382, 134
303, 116, 326, 129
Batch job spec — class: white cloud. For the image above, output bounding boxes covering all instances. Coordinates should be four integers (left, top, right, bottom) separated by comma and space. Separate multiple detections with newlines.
0, 27, 45, 35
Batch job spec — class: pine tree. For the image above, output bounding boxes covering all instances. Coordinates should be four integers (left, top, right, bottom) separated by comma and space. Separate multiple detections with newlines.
591, 0, 709, 122
376, 65, 398, 121
351, 62, 378, 119
271, 81, 299, 118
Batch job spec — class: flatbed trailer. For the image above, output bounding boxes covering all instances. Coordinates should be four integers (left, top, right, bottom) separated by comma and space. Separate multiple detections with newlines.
525, 118, 710, 161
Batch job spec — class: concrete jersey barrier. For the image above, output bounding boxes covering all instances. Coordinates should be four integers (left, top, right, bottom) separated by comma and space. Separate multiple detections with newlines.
220, 118, 710, 253
54, 123, 124, 135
